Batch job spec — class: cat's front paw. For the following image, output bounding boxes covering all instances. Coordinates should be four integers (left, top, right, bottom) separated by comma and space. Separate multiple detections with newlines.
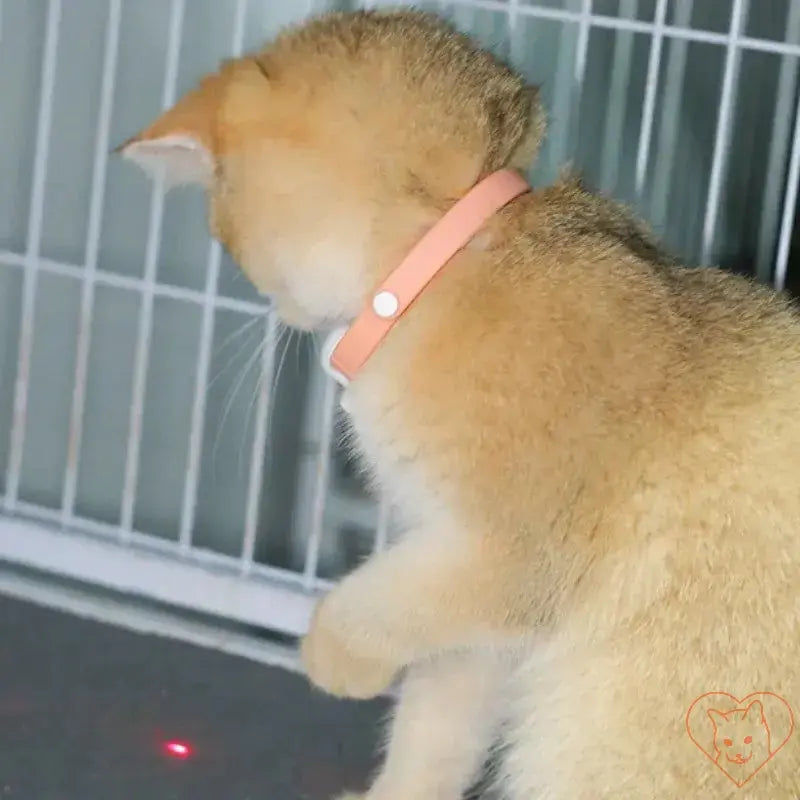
301, 595, 397, 699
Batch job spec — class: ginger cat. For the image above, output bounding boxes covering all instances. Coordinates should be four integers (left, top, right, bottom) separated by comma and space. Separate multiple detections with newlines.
122, 10, 800, 799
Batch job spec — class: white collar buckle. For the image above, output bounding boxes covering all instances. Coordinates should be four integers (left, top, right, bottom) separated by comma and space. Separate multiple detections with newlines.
320, 326, 350, 387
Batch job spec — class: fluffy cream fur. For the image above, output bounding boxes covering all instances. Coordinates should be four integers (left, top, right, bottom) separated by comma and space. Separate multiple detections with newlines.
123, 10, 800, 799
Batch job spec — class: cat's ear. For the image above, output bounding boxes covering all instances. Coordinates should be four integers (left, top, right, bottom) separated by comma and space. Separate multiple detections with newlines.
707, 709, 726, 728
120, 134, 214, 187
117, 74, 224, 187
743, 700, 765, 723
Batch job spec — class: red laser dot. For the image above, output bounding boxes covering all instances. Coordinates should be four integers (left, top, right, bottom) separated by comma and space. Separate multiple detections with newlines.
164, 741, 192, 759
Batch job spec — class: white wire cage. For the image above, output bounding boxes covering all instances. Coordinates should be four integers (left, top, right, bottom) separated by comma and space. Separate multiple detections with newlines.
0, 0, 799, 660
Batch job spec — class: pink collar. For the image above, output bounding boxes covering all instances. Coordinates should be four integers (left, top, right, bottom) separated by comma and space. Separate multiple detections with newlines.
321, 169, 530, 387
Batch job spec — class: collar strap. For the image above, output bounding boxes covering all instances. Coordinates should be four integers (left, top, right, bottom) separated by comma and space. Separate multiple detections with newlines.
322, 168, 530, 386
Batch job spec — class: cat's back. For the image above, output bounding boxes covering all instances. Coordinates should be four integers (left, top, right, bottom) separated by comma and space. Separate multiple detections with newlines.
382, 180, 800, 543
507, 180, 800, 459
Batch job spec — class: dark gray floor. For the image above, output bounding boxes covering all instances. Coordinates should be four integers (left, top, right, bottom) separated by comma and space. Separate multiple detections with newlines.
0, 595, 386, 800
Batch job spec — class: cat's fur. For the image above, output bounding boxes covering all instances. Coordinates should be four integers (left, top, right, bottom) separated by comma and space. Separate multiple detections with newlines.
122, 10, 800, 799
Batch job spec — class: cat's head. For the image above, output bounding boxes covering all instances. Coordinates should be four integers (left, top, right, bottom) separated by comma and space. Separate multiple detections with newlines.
707, 701, 770, 765
119, 10, 544, 330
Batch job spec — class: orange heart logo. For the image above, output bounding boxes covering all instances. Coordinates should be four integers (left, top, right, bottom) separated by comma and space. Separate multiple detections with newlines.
685, 692, 794, 787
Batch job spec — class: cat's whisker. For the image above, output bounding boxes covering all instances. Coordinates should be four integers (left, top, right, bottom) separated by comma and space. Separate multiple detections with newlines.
212, 313, 264, 362
272, 322, 295, 402
291, 328, 304, 377
309, 331, 322, 359
262, 321, 291, 470
259, 327, 293, 484
238, 338, 266, 479
206, 315, 265, 394
211, 335, 264, 479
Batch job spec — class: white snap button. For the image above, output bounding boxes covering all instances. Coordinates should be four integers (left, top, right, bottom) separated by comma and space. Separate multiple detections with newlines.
372, 290, 399, 319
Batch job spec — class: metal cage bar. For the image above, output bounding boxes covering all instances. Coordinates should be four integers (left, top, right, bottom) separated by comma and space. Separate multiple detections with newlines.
0, 251, 267, 316
757, 4, 800, 284
648, 0, 693, 231
120, 0, 186, 536
562, 0, 592, 167
0, 514, 317, 637
449, 0, 800, 57
178, 237, 226, 550
775, 96, 800, 292
508, 0, 520, 35
548, 2, 583, 173
303, 374, 338, 588
4, 0, 62, 513
634, 0, 668, 197
241, 313, 279, 572
179, 0, 250, 552
61, 0, 122, 526
700, 0, 748, 265
6, 491, 330, 590
600, 0, 637, 194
